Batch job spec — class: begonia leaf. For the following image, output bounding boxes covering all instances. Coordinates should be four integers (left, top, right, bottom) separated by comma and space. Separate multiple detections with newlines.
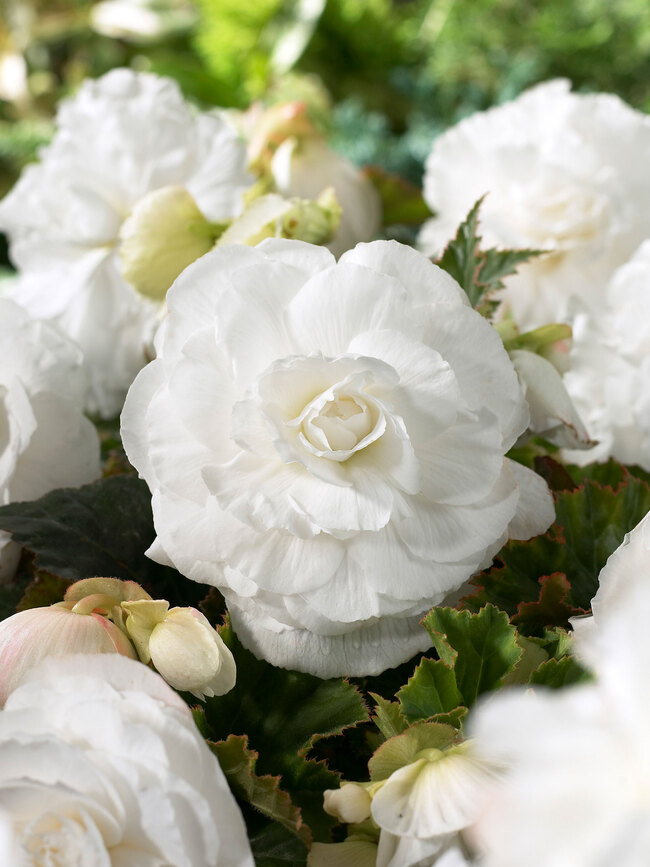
464, 475, 650, 631
436, 198, 541, 312
205, 621, 369, 840
0, 476, 204, 610
369, 694, 408, 739
210, 734, 311, 848
529, 656, 592, 689
421, 604, 523, 706
396, 658, 464, 723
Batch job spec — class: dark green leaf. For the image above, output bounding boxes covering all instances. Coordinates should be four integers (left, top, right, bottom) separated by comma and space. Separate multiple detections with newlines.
211, 734, 310, 847
204, 622, 369, 841
0, 476, 205, 610
249, 822, 309, 866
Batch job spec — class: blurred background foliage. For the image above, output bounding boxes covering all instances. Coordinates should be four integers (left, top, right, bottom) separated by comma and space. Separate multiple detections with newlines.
1, 0, 649, 204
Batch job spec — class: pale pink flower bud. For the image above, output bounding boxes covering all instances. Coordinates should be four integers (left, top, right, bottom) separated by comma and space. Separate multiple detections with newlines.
0, 605, 137, 705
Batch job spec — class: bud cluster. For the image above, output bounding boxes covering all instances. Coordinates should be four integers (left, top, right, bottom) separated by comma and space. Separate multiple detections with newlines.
0, 576, 236, 704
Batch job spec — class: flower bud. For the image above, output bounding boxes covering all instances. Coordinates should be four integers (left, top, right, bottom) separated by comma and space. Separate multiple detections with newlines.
119, 186, 224, 300
323, 783, 373, 825
216, 190, 341, 248
0, 605, 137, 705
247, 101, 317, 173
121, 600, 236, 699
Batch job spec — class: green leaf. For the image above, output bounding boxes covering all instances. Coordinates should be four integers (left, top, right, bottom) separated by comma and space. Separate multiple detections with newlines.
464, 475, 650, 631
204, 621, 369, 841
396, 658, 463, 723
435, 198, 483, 302
422, 605, 523, 706
250, 822, 311, 866
529, 656, 592, 689
0, 476, 205, 610
368, 721, 457, 782
435, 198, 542, 311
369, 694, 408, 739
211, 734, 310, 847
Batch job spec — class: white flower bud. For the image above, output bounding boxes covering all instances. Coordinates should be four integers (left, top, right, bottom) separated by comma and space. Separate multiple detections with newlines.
323, 783, 373, 825
122, 600, 236, 699
119, 185, 220, 300
0, 605, 137, 705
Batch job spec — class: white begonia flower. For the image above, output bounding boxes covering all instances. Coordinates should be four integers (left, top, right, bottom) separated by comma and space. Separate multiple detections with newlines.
0, 299, 100, 582
0, 68, 252, 417
563, 241, 650, 470
418, 80, 650, 330
121, 599, 237, 699
271, 136, 381, 257
468, 514, 650, 867
370, 735, 498, 867
0, 653, 254, 866
121, 238, 553, 677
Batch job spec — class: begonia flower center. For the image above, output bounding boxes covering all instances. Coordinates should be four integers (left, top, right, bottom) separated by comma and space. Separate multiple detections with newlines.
287, 376, 386, 462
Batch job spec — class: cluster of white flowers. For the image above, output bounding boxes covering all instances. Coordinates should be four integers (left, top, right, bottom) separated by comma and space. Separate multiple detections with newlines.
122, 238, 553, 677
2, 62, 650, 867
0, 298, 100, 581
0, 654, 254, 865
467, 511, 650, 865
419, 80, 650, 330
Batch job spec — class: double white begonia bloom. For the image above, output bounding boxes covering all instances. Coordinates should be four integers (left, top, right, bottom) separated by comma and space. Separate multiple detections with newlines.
0, 654, 254, 866
0, 68, 251, 417
468, 512, 650, 866
122, 239, 553, 677
418, 80, 650, 329
0, 299, 100, 581
563, 241, 650, 470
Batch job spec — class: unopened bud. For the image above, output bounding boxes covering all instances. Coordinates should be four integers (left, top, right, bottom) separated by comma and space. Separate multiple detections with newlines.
0, 604, 137, 705
119, 186, 223, 300
121, 600, 236, 699
216, 189, 341, 248
323, 783, 373, 825
247, 101, 316, 172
